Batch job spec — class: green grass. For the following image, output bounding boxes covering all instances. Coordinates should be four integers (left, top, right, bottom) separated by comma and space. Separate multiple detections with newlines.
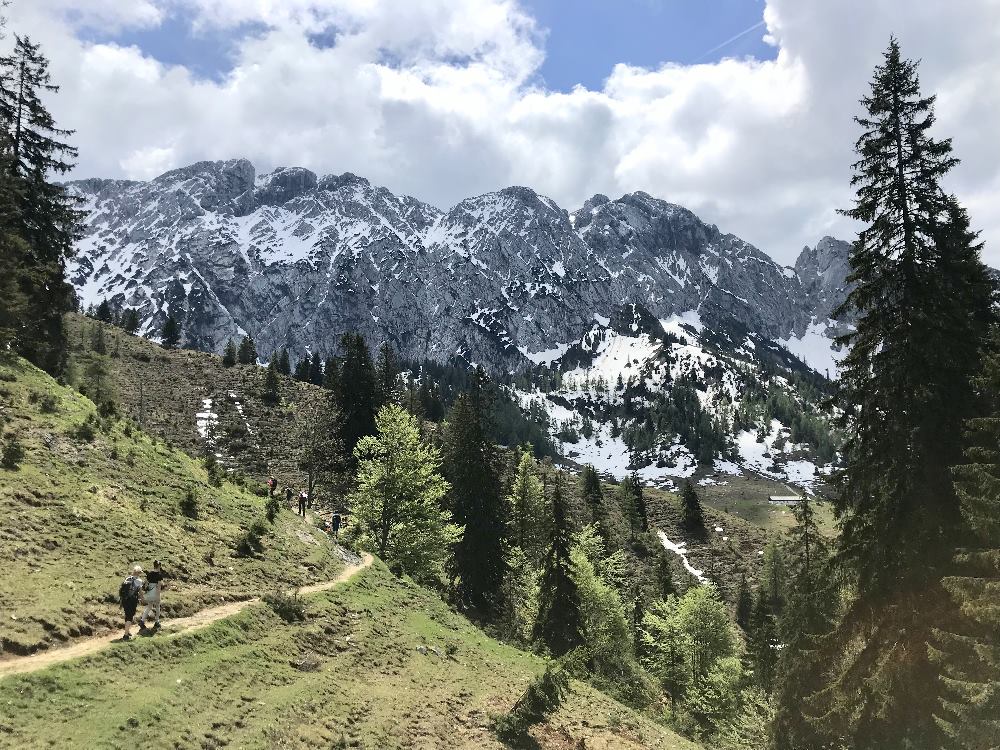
0, 560, 700, 750
64, 313, 325, 496
0, 355, 344, 655
688, 474, 838, 536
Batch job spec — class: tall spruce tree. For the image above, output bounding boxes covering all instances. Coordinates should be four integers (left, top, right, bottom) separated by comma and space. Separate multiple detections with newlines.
262, 359, 280, 405
0, 35, 81, 372
534, 473, 584, 657
308, 350, 323, 386
295, 390, 342, 502
322, 355, 339, 390
805, 39, 995, 748
580, 464, 611, 544
221, 339, 237, 367
772, 495, 837, 749
442, 377, 508, 614
375, 341, 399, 408
293, 357, 310, 382
680, 481, 706, 540
735, 573, 752, 633
95, 299, 111, 322
161, 314, 181, 349
618, 473, 648, 539
236, 335, 257, 364
276, 348, 291, 376
932, 333, 1000, 748
335, 333, 378, 458
120, 308, 140, 335
507, 449, 548, 563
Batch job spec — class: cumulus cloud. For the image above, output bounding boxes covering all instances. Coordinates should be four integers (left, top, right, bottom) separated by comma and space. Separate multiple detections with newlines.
7, 0, 1000, 264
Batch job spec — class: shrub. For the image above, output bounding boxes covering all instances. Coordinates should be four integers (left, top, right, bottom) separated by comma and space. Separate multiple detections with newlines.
0, 370, 15, 383
265, 494, 282, 523
203, 453, 223, 487
72, 418, 97, 442
179, 489, 200, 519
493, 661, 570, 742
235, 518, 268, 556
265, 589, 307, 623
1, 436, 26, 469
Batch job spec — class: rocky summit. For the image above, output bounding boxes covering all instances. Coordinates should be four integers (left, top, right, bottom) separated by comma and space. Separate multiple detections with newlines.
67, 158, 852, 374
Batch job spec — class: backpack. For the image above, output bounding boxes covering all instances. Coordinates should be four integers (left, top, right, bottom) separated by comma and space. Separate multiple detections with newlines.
119, 575, 140, 608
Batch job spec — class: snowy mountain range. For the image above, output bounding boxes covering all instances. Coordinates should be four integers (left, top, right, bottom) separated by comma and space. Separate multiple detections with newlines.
67, 158, 852, 379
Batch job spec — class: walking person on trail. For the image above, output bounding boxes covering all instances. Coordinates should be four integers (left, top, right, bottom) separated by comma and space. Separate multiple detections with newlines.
331, 512, 342, 538
119, 565, 144, 641
285, 486, 293, 507
267, 476, 277, 497
138, 560, 166, 631
298, 490, 308, 517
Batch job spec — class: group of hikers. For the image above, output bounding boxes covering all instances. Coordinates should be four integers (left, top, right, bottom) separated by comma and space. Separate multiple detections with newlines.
118, 560, 166, 641
267, 474, 344, 536
116, 477, 346, 640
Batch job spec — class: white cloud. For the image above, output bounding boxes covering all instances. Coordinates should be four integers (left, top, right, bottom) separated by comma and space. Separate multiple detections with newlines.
8, 0, 1000, 264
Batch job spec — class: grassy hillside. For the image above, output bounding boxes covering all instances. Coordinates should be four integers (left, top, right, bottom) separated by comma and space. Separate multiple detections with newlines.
0, 556, 700, 749
0, 354, 346, 656
65, 313, 323, 493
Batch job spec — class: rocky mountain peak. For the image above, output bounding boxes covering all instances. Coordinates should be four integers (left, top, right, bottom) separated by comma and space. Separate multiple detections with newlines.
67, 157, 853, 377
254, 166, 318, 207
150, 158, 256, 216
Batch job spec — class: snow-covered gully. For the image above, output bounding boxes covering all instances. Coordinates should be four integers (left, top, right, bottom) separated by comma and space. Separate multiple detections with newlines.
656, 530, 708, 584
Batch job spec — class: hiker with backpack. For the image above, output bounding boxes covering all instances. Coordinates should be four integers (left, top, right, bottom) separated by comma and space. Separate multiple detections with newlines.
119, 565, 145, 641
285, 486, 293, 507
267, 476, 277, 497
298, 490, 308, 517
138, 560, 166, 631
331, 512, 342, 538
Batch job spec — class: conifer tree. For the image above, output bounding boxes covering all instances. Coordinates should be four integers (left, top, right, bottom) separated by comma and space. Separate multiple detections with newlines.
276, 348, 291, 376
932, 334, 1000, 748
443, 380, 508, 614
293, 357, 310, 381
322, 355, 339, 390
95, 299, 112, 322
657, 549, 679, 600
91, 322, 106, 355
618, 473, 648, 539
507, 449, 547, 563
580, 464, 611, 544
295, 390, 342, 501
534, 473, 584, 657
308, 350, 323, 386
807, 39, 995, 748
236, 335, 256, 364
221, 339, 237, 367
772, 495, 837, 749
120, 308, 140, 335
161, 314, 181, 350
680, 481, 706, 540
375, 341, 399, 407
262, 359, 280, 405
747, 591, 777, 693
335, 333, 378, 457
0, 35, 81, 372
735, 573, 752, 633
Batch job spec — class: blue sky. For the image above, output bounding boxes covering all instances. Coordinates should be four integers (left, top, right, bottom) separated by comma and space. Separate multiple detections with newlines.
85, 0, 775, 88
524, 0, 774, 90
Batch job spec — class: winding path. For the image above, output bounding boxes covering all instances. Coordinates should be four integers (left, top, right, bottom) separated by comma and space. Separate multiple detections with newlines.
0, 552, 373, 680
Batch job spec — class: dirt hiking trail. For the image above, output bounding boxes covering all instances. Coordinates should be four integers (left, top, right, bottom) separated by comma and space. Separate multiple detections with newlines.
0, 552, 373, 680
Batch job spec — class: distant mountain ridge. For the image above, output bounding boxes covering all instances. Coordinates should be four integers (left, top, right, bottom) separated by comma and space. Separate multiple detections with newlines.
67, 158, 852, 375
